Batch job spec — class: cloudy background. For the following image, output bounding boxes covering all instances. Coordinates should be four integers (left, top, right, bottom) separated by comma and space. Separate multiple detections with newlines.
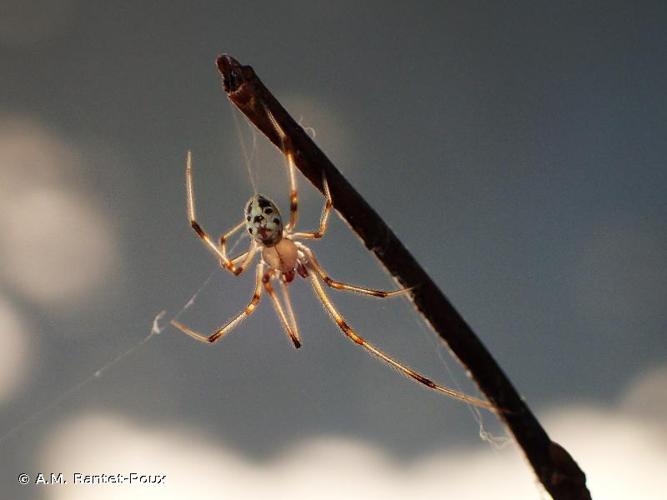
1, 1, 665, 498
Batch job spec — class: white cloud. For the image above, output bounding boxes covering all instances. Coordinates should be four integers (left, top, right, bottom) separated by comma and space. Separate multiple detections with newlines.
40, 364, 667, 500
0, 117, 119, 308
0, 187, 116, 305
39, 413, 538, 500
38, 413, 663, 500
544, 406, 665, 499
619, 363, 667, 424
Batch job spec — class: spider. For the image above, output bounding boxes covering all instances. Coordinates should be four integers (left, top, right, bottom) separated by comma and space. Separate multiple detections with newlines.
171, 116, 494, 411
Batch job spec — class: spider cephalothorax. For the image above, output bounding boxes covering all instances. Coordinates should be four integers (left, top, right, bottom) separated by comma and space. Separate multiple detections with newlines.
245, 194, 283, 246
171, 116, 495, 412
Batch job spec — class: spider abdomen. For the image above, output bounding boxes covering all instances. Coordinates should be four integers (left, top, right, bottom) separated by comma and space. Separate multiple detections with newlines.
245, 194, 283, 246
262, 237, 298, 274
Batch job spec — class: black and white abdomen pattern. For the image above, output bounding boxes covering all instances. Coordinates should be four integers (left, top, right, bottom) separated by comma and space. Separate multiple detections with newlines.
245, 194, 284, 246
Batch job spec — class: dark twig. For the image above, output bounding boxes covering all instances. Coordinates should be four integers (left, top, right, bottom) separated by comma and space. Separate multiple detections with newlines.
216, 54, 591, 500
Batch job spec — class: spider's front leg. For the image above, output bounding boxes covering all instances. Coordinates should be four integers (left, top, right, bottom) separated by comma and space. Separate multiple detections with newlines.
266, 109, 301, 231
291, 177, 332, 240
184, 151, 256, 275
216, 221, 258, 275
267, 107, 332, 238
284, 137, 299, 231
171, 263, 265, 343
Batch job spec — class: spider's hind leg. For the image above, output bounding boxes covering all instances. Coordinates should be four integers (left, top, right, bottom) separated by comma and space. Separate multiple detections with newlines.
308, 272, 496, 411
264, 273, 302, 349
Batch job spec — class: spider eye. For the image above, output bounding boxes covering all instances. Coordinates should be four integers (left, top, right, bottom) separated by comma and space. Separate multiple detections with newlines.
264, 208, 273, 215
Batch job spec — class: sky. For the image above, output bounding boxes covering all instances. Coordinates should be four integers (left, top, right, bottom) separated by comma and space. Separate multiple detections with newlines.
1, 1, 666, 499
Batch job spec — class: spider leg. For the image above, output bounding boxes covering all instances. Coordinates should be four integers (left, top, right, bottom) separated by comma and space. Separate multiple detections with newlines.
225, 248, 250, 268
266, 110, 299, 231
300, 244, 411, 298
308, 273, 496, 411
291, 177, 333, 240
286, 142, 298, 231
218, 222, 259, 276
263, 273, 302, 349
184, 150, 256, 275
218, 233, 248, 262
279, 278, 300, 342
171, 263, 265, 344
